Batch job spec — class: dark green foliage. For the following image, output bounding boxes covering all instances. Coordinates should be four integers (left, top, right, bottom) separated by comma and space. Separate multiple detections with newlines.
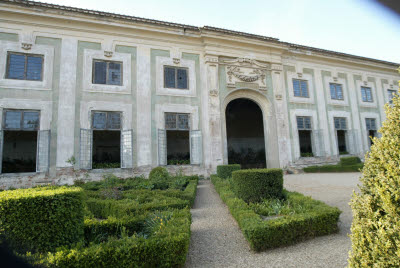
217, 164, 241, 179
0, 187, 84, 253
149, 167, 169, 180
232, 168, 283, 203
348, 88, 400, 267
92, 162, 120, 169
303, 163, 363, 173
300, 152, 314, 157
211, 175, 341, 251
339, 156, 361, 165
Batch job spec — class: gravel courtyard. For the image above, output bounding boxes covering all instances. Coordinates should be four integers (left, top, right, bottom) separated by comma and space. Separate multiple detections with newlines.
185, 172, 361, 268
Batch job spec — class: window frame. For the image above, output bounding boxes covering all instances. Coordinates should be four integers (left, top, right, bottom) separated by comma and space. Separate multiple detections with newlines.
292, 78, 309, 98
296, 116, 312, 130
330, 83, 344, 100
334, 117, 347, 130
5, 52, 44, 81
365, 118, 377, 131
92, 59, 123, 86
91, 111, 122, 131
164, 112, 190, 131
2, 109, 41, 131
163, 66, 189, 90
361, 86, 373, 102
387, 89, 397, 104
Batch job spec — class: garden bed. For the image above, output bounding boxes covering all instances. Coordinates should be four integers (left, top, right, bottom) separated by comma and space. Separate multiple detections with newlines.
303, 156, 363, 173
211, 175, 341, 251
1, 171, 198, 267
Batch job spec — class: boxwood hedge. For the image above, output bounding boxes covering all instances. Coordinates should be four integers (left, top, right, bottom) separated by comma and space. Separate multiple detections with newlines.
232, 169, 283, 203
0, 186, 84, 253
216, 164, 241, 179
211, 175, 341, 251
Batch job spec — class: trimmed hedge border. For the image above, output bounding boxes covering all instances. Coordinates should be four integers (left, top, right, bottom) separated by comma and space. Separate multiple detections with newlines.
0, 186, 84, 253
211, 175, 341, 251
339, 156, 361, 165
217, 164, 241, 179
303, 163, 363, 173
232, 169, 283, 203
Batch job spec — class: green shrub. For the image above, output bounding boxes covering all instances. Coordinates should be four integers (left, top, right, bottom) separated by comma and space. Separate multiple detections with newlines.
303, 163, 363, 173
211, 175, 340, 251
339, 156, 361, 165
348, 88, 400, 267
0, 186, 84, 253
232, 168, 283, 203
217, 164, 241, 179
149, 167, 169, 180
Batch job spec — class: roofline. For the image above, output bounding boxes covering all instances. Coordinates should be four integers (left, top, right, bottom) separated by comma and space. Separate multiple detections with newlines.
1, 0, 399, 68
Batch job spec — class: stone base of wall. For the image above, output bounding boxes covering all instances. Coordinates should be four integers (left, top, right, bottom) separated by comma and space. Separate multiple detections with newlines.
288, 156, 340, 169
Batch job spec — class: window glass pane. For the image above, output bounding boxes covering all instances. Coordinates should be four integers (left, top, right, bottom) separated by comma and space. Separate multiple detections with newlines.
293, 79, 301, 97
300, 81, 309, 97
165, 113, 177, 130
26, 56, 42, 81
4, 110, 22, 129
177, 68, 188, 89
340, 118, 347, 129
92, 112, 107, 129
361, 87, 367, 101
330, 84, 336, 99
93, 61, 107, 84
336, 85, 343, 99
296, 117, 304, 129
334, 118, 340, 129
370, 119, 376, 130
388, 90, 396, 103
23, 111, 39, 130
164, 67, 176, 88
304, 117, 311, 129
177, 114, 189, 130
107, 112, 121, 129
107, 62, 122, 85
7, 54, 25, 79
366, 88, 372, 102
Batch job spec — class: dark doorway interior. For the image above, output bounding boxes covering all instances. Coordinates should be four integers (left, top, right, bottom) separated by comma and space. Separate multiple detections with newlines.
226, 98, 266, 169
167, 130, 190, 165
299, 130, 313, 156
2, 131, 37, 173
92, 130, 120, 169
337, 130, 347, 154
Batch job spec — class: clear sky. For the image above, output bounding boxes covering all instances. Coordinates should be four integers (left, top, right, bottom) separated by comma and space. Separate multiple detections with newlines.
40, 0, 400, 64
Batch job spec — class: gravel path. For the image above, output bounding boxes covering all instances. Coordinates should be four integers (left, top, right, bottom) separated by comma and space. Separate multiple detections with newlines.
185, 173, 360, 268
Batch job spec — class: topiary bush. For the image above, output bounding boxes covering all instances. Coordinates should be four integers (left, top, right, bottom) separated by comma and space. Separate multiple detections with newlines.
216, 164, 241, 179
149, 167, 169, 180
339, 156, 361, 166
0, 186, 84, 253
348, 87, 400, 267
232, 168, 283, 203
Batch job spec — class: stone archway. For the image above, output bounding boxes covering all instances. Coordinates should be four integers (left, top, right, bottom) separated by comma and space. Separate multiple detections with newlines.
222, 89, 280, 168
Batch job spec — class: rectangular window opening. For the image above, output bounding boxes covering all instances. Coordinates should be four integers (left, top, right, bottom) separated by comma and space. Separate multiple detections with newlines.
2, 131, 37, 173
361, 86, 373, 102
337, 130, 347, 154
165, 113, 190, 165
292, 79, 309, 98
6, 52, 43, 81
164, 66, 188, 89
330, 83, 344, 100
92, 60, 122, 86
298, 130, 313, 156
388, 90, 397, 104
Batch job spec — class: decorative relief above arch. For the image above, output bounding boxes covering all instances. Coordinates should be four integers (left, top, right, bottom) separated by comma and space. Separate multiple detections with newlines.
219, 57, 269, 91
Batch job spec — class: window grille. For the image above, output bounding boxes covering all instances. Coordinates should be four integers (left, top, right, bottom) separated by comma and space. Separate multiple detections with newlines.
164, 66, 188, 89
292, 79, 309, 98
334, 117, 347, 130
158, 129, 167, 166
330, 83, 344, 100
3, 110, 40, 130
388, 89, 397, 104
365, 118, 377, 130
93, 60, 122, 85
92, 111, 121, 130
165, 113, 189, 130
80, 128, 92, 169
296, 116, 312, 130
121, 130, 133, 168
6, 52, 43, 81
361, 87, 373, 102
36, 130, 50, 172
190, 130, 202, 165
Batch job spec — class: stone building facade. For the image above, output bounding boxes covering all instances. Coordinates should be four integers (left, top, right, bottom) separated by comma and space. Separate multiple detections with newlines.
0, 0, 398, 188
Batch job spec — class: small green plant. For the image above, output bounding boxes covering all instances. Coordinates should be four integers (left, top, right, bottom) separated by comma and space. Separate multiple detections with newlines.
66, 156, 76, 166
300, 152, 314, 157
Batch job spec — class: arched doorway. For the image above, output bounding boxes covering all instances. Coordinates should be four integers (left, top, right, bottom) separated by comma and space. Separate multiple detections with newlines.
225, 98, 266, 168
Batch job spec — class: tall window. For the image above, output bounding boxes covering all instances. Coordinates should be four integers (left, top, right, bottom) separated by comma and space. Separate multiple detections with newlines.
388, 89, 397, 104
292, 79, 309, 98
164, 66, 188, 89
297, 116, 313, 157
165, 113, 190, 165
365, 118, 377, 147
93, 60, 122, 85
6, 52, 43, 81
330, 83, 344, 100
334, 117, 348, 154
361, 86, 373, 102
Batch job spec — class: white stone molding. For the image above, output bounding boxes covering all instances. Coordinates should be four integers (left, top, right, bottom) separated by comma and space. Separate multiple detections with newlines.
0, 41, 54, 91
287, 71, 315, 104
0, 98, 52, 130
80, 101, 132, 130
324, 75, 349, 106
155, 103, 199, 130
327, 111, 353, 155
289, 109, 319, 160
356, 79, 377, 108
82, 49, 132, 94
360, 112, 381, 153
155, 56, 196, 97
